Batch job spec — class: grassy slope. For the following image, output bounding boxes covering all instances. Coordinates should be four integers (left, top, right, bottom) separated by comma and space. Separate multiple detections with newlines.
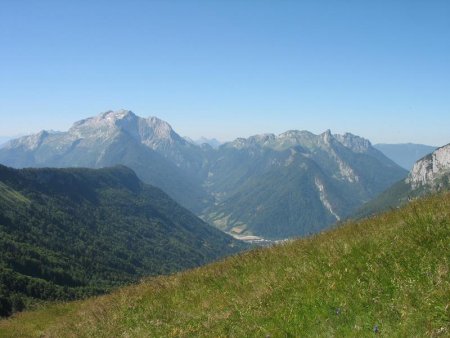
1, 193, 449, 337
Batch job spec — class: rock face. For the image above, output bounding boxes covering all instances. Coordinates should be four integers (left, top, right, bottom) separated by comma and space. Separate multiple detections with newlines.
407, 144, 450, 189
334, 133, 372, 153
0, 110, 408, 239
356, 143, 450, 219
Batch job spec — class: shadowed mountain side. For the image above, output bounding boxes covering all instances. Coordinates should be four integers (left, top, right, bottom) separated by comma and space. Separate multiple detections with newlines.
0, 164, 245, 317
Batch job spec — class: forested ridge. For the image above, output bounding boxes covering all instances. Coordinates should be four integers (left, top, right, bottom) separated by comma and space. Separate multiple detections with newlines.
0, 165, 244, 316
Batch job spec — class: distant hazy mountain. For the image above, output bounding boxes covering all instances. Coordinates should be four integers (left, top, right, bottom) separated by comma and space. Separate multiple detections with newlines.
0, 110, 210, 213
194, 137, 222, 148
0, 110, 407, 239
357, 143, 450, 217
0, 164, 244, 316
0, 137, 12, 146
374, 143, 437, 170
202, 130, 407, 238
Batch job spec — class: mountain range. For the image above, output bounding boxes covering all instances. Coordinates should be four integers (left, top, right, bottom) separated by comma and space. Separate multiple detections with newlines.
0, 111, 210, 213
201, 130, 407, 238
0, 110, 408, 239
0, 164, 244, 316
1, 110, 448, 327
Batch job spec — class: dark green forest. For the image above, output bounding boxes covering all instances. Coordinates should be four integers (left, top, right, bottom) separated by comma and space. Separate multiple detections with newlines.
0, 165, 245, 316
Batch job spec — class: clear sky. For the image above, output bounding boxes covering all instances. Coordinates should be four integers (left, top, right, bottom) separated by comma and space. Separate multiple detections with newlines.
0, 1, 449, 145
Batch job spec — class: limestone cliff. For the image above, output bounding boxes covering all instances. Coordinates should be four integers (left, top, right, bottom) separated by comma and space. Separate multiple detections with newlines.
407, 144, 450, 189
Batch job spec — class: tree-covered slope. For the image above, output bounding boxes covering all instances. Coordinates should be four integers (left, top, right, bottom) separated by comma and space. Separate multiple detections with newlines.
205, 155, 343, 238
1, 192, 448, 337
0, 165, 244, 317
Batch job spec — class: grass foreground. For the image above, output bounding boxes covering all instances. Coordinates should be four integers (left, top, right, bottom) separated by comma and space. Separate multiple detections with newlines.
1, 193, 449, 337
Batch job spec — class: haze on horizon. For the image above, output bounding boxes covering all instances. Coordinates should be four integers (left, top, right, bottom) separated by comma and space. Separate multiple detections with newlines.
0, 1, 449, 146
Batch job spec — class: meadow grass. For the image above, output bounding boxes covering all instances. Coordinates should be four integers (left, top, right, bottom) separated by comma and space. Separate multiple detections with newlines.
1, 193, 449, 337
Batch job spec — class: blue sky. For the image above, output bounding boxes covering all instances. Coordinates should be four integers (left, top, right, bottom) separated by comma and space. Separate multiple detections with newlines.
0, 1, 449, 145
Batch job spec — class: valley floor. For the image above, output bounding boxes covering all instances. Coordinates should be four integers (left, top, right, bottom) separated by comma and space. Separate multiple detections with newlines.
230, 233, 282, 246
1, 193, 449, 337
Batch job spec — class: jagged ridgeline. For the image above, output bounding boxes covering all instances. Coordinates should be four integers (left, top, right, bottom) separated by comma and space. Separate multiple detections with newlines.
0, 110, 408, 239
0, 165, 245, 317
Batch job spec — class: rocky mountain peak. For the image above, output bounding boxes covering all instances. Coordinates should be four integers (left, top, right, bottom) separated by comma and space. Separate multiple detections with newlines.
226, 130, 375, 154
69, 110, 138, 139
334, 133, 372, 153
100, 109, 137, 120
251, 133, 276, 144
277, 130, 316, 140
75, 109, 137, 127
320, 129, 333, 144
407, 143, 450, 189
66, 110, 184, 147
228, 134, 276, 149
144, 116, 175, 140
4, 130, 49, 151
